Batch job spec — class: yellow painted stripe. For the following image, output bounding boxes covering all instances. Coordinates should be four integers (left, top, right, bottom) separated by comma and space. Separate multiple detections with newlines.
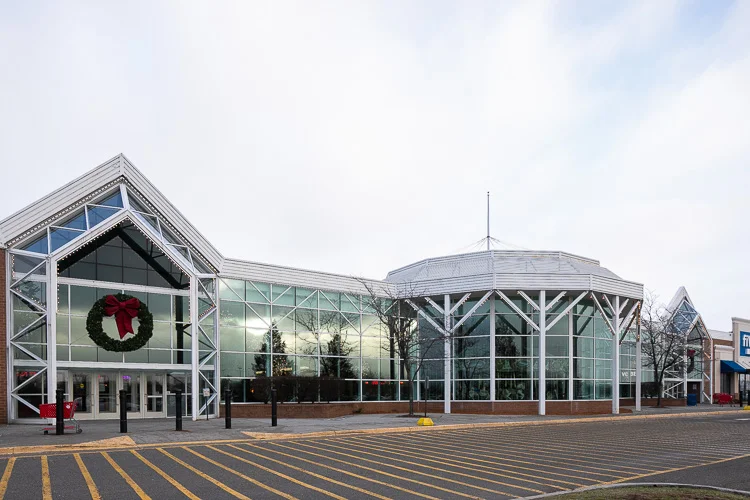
301, 438, 548, 494
271, 440, 501, 499
241, 442, 438, 500
207, 446, 345, 500
131, 451, 200, 500
183, 447, 297, 500
0, 458, 16, 499
158, 448, 251, 500
41, 456, 52, 500
602, 452, 750, 485
74, 453, 101, 500
361, 432, 631, 479
225, 444, 391, 500
101, 452, 151, 500
342, 434, 586, 487
438, 429, 671, 470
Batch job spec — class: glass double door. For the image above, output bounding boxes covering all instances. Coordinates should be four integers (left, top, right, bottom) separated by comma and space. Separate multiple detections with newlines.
69, 371, 165, 419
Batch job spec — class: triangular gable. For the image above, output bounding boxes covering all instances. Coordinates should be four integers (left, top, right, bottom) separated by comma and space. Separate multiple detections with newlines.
666, 286, 709, 339
0, 154, 223, 271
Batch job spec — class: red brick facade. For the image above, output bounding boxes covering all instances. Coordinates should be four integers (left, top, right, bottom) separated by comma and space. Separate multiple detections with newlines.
221, 399, 624, 419
0, 250, 7, 424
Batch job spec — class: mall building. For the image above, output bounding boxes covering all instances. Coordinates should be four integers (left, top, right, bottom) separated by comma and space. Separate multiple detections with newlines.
0, 155, 743, 423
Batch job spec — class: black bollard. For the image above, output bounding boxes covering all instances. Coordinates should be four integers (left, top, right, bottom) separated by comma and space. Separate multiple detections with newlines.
225, 389, 232, 429
55, 389, 64, 435
119, 389, 127, 433
175, 390, 183, 431
271, 388, 277, 427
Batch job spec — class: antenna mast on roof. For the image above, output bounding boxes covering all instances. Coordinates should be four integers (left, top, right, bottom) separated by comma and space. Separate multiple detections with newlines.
486, 191, 490, 251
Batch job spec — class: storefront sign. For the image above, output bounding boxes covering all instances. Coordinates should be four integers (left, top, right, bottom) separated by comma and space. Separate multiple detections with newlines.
741, 331, 750, 357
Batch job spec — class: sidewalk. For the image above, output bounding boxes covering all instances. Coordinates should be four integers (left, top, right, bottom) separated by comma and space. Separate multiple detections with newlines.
0, 404, 745, 451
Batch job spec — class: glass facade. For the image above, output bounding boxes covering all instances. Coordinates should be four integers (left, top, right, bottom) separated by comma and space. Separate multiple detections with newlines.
4, 175, 652, 421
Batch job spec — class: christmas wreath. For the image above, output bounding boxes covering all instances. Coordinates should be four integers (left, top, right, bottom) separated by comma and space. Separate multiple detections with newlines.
86, 293, 154, 352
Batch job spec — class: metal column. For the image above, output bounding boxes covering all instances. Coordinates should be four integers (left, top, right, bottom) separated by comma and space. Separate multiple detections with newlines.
612, 296, 620, 415
190, 275, 199, 420
635, 307, 642, 411
444, 294, 451, 414
489, 296, 496, 401
538, 290, 546, 416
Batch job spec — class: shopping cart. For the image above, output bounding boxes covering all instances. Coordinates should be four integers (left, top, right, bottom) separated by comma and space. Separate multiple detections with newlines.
39, 402, 82, 434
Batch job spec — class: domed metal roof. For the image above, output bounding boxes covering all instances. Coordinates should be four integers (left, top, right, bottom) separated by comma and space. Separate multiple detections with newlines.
385, 250, 641, 298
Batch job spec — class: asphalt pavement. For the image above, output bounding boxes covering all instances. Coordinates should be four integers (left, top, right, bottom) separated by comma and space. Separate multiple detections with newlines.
1, 411, 749, 499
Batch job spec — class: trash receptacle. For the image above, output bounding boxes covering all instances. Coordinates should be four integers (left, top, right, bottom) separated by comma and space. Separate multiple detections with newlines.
687, 394, 697, 406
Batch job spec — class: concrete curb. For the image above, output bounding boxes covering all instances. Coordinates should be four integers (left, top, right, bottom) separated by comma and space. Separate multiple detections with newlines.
523, 482, 750, 498
0, 436, 136, 456
242, 409, 747, 440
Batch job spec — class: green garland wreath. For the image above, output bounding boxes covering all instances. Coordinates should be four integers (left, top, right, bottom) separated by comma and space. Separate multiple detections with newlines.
86, 293, 154, 352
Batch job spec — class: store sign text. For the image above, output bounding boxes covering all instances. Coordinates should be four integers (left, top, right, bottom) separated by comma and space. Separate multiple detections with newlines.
741, 331, 750, 357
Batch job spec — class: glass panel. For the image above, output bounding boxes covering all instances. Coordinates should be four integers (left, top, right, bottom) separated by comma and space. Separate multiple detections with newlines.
122, 373, 141, 412
146, 374, 164, 413
496, 379, 531, 400
12, 254, 46, 275
98, 373, 117, 413
98, 191, 124, 207
60, 210, 87, 230
20, 233, 49, 254
50, 227, 83, 252
87, 205, 119, 227
246, 282, 270, 303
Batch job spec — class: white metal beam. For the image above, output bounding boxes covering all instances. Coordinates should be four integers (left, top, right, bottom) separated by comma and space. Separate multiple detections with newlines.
494, 290, 539, 331
546, 291, 588, 330
545, 291, 567, 312
448, 293, 471, 316
451, 291, 493, 332
517, 291, 540, 312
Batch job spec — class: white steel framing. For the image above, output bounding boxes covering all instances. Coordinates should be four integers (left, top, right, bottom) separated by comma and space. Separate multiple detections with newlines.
408, 289, 642, 415
6, 182, 219, 421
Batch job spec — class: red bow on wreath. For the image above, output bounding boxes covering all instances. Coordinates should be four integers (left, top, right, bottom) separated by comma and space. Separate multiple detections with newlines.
104, 295, 140, 339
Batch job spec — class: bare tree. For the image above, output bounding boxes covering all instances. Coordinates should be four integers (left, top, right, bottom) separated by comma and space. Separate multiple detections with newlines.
358, 280, 446, 417
640, 291, 685, 407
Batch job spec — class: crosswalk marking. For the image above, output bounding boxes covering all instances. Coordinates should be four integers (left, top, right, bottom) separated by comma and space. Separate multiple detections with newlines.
131, 450, 201, 500
101, 452, 152, 500
0, 458, 16, 500
158, 448, 252, 500
74, 453, 101, 500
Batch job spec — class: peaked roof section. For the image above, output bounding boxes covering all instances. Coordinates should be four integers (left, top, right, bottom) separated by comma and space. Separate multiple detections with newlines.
0, 154, 224, 270
665, 286, 710, 338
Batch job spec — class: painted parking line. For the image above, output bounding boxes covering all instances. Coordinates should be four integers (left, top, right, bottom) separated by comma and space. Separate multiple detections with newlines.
274, 439, 519, 498
102, 451, 152, 500
74, 453, 101, 500
325, 435, 580, 489
350, 432, 621, 483
183, 446, 297, 500
131, 450, 201, 500
240, 441, 439, 500
0, 458, 15, 499
40, 456, 52, 500
602, 452, 750, 485
389, 429, 653, 476
157, 448, 251, 500
410, 429, 674, 474
222, 444, 392, 500
206, 445, 346, 500
442, 427, 723, 469
267, 440, 490, 499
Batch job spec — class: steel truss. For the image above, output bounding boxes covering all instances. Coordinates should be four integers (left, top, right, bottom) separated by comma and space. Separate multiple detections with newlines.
406, 289, 642, 415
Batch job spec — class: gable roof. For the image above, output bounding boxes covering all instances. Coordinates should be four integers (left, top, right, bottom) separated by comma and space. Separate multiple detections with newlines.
0, 154, 224, 270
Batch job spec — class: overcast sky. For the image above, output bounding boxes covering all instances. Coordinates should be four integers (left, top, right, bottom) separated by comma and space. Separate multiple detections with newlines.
1, 1, 748, 329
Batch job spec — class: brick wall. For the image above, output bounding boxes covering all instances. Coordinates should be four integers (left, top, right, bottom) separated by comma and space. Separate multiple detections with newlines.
0, 250, 7, 424
221, 399, 620, 418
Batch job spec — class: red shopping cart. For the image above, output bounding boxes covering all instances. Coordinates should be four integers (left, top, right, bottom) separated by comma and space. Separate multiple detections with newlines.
39, 402, 82, 434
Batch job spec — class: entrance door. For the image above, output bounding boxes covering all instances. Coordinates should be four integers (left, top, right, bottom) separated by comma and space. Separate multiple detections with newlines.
72, 373, 93, 415
122, 373, 141, 416
97, 372, 118, 417
145, 374, 165, 416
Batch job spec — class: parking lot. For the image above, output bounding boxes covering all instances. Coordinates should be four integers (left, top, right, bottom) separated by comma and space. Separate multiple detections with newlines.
1, 413, 749, 499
